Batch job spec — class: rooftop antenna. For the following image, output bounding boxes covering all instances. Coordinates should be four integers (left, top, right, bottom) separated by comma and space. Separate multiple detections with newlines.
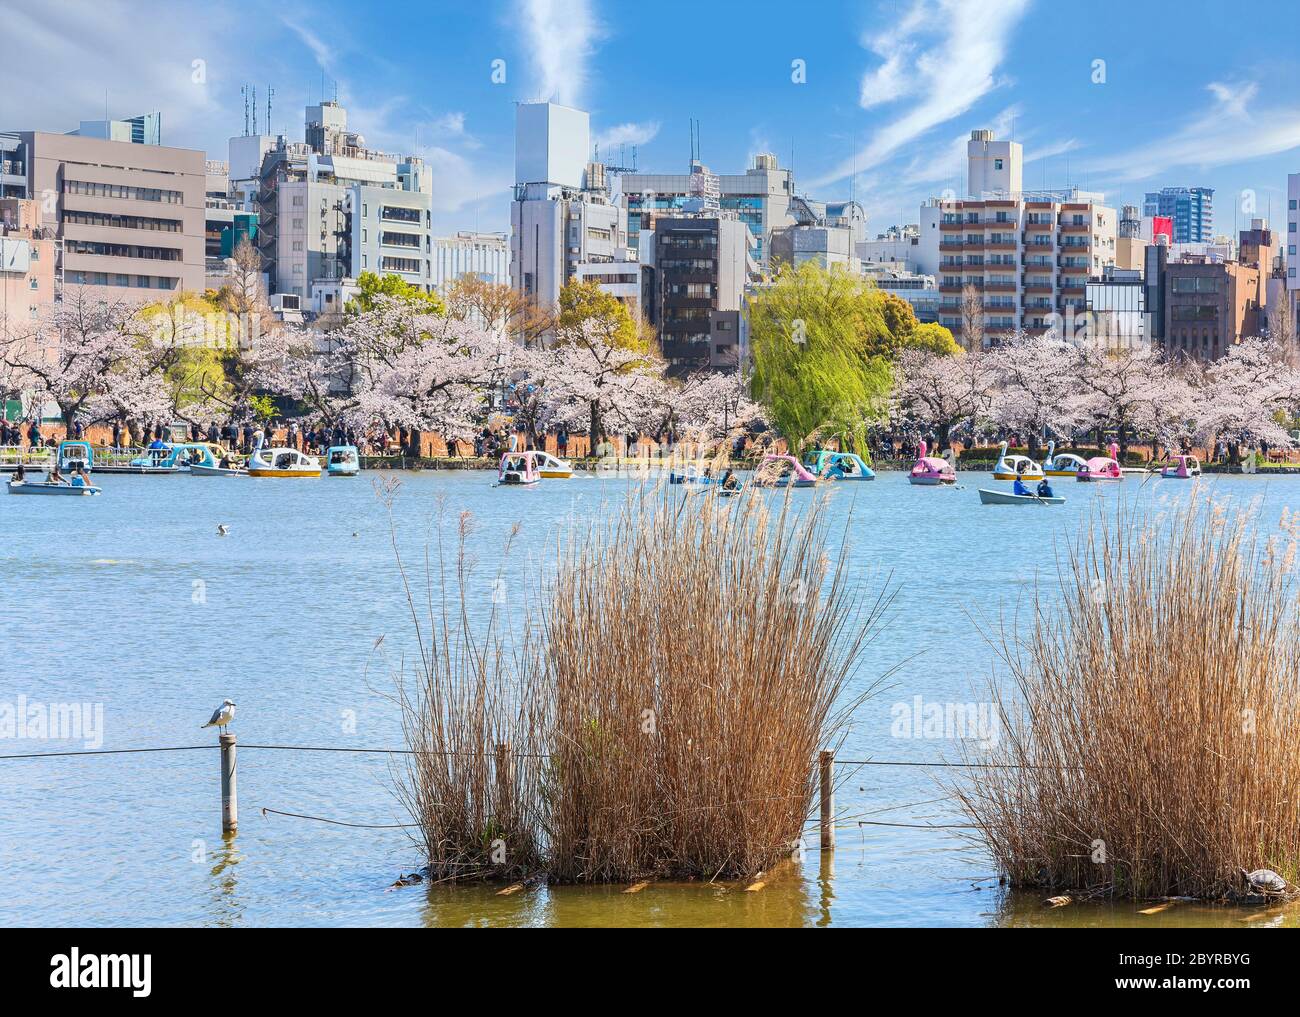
849, 131, 856, 207
241, 85, 250, 136
266, 87, 274, 135
251, 86, 258, 136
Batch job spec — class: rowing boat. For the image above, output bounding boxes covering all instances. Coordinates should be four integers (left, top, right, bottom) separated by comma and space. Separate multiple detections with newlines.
977, 488, 1063, 506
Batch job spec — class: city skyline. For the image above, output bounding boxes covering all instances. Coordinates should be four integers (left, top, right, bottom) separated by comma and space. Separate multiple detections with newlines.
5, 0, 1300, 236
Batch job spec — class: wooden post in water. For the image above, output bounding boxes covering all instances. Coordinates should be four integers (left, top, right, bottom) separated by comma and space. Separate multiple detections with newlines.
495, 742, 514, 828
819, 750, 834, 852
220, 733, 238, 833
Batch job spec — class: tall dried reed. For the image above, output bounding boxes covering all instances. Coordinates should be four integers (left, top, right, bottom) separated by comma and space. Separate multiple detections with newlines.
956, 491, 1300, 899
386, 483, 548, 880
391, 478, 887, 883
542, 485, 887, 882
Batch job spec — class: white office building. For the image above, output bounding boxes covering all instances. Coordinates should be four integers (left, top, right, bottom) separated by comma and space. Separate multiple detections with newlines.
510, 102, 632, 313
432, 231, 509, 292
240, 102, 434, 302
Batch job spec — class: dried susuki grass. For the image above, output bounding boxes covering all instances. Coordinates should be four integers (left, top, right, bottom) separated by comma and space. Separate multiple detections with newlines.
387, 487, 548, 882
389, 479, 888, 883
956, 490, 1300, 900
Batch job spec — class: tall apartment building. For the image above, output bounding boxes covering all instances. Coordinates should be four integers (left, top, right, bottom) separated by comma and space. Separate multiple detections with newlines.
1, 197, 57, 328
0, 128, 205, 301
1143, 186, 1214, 244
509, 102, 632, 313
244, 101, 433, 300
1284, 173, 1300, 335
641, 215, 755, 372
918, 131, 1116, 343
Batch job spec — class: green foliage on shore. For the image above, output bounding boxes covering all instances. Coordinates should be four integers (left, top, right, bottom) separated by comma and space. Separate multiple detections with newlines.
348, 272, 446, 315
748, 262, 953, 452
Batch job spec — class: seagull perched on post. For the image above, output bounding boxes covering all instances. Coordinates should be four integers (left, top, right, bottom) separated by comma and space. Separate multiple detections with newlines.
202, 699, 236, 731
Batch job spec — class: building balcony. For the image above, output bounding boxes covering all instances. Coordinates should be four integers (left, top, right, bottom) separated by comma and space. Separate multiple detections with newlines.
939, 241, 965, 252
1059, 223, 1091, 234
939, 221, 963, 232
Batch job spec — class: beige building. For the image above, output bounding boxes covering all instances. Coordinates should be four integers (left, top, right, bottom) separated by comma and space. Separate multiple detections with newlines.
918, 132, 1116, 343
1, 197, 56, 330
1163, 256, 1261, 359
11, 131, 206, 301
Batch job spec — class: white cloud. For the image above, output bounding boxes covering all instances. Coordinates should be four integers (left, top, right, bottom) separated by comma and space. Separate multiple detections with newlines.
809, 0, 1031, 189
1086, 80, 1300, 182
593, 120, 660, 152
280, 16, 337, 74
422, 146, 512, 215
517, 0, 597, 107
0, 1, 237, 151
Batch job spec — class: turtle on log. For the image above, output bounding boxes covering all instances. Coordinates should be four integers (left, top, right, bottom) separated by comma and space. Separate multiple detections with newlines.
1239, 867, 1288, 898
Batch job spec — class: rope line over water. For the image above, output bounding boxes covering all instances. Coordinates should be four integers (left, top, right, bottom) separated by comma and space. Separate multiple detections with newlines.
260, 807, 419, 829
1, 745, 1054, 769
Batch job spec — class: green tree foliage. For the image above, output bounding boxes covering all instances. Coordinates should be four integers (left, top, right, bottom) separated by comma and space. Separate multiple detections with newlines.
557, 278, 647, 352
872, 291, 959, 357
347, 271, 446, 315
747, 262, 894, 452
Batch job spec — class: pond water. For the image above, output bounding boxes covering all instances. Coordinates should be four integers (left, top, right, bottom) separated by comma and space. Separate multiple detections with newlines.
2, 467, 1298, 927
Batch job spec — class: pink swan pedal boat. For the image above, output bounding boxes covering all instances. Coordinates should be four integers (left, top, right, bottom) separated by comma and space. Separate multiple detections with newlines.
908, 440, 956, 486
754, 453, 818, 488
1076, 442, 1123, 482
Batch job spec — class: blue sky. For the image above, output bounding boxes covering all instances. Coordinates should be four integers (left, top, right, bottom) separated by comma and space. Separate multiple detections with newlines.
7, 0, 1300, 237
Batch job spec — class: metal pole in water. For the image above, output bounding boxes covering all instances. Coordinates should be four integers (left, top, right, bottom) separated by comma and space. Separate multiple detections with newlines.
819, 750, 834, 852
220, 733, 238, 833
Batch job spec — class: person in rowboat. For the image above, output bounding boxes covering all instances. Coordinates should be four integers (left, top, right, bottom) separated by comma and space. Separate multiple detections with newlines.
1036, 477, 1054, 498
1013, 474, 1031, 496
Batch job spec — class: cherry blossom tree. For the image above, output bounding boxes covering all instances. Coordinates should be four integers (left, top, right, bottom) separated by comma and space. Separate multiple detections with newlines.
892, 348, 995, 452
1070, 340, 1170, 458
984, 330, 1086, 456
549, 318, 663, 444
0, 290, 164, 432
1194, 337, 1299, 453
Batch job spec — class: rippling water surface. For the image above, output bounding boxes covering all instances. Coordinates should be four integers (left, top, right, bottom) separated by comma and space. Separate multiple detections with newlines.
2, 467, 1298, 927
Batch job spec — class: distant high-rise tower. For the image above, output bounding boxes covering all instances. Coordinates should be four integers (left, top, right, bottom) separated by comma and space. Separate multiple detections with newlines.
1143, 187, 1214, 244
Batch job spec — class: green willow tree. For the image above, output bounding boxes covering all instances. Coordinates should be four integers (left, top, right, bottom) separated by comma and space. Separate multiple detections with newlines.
748, 262, 947, 453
